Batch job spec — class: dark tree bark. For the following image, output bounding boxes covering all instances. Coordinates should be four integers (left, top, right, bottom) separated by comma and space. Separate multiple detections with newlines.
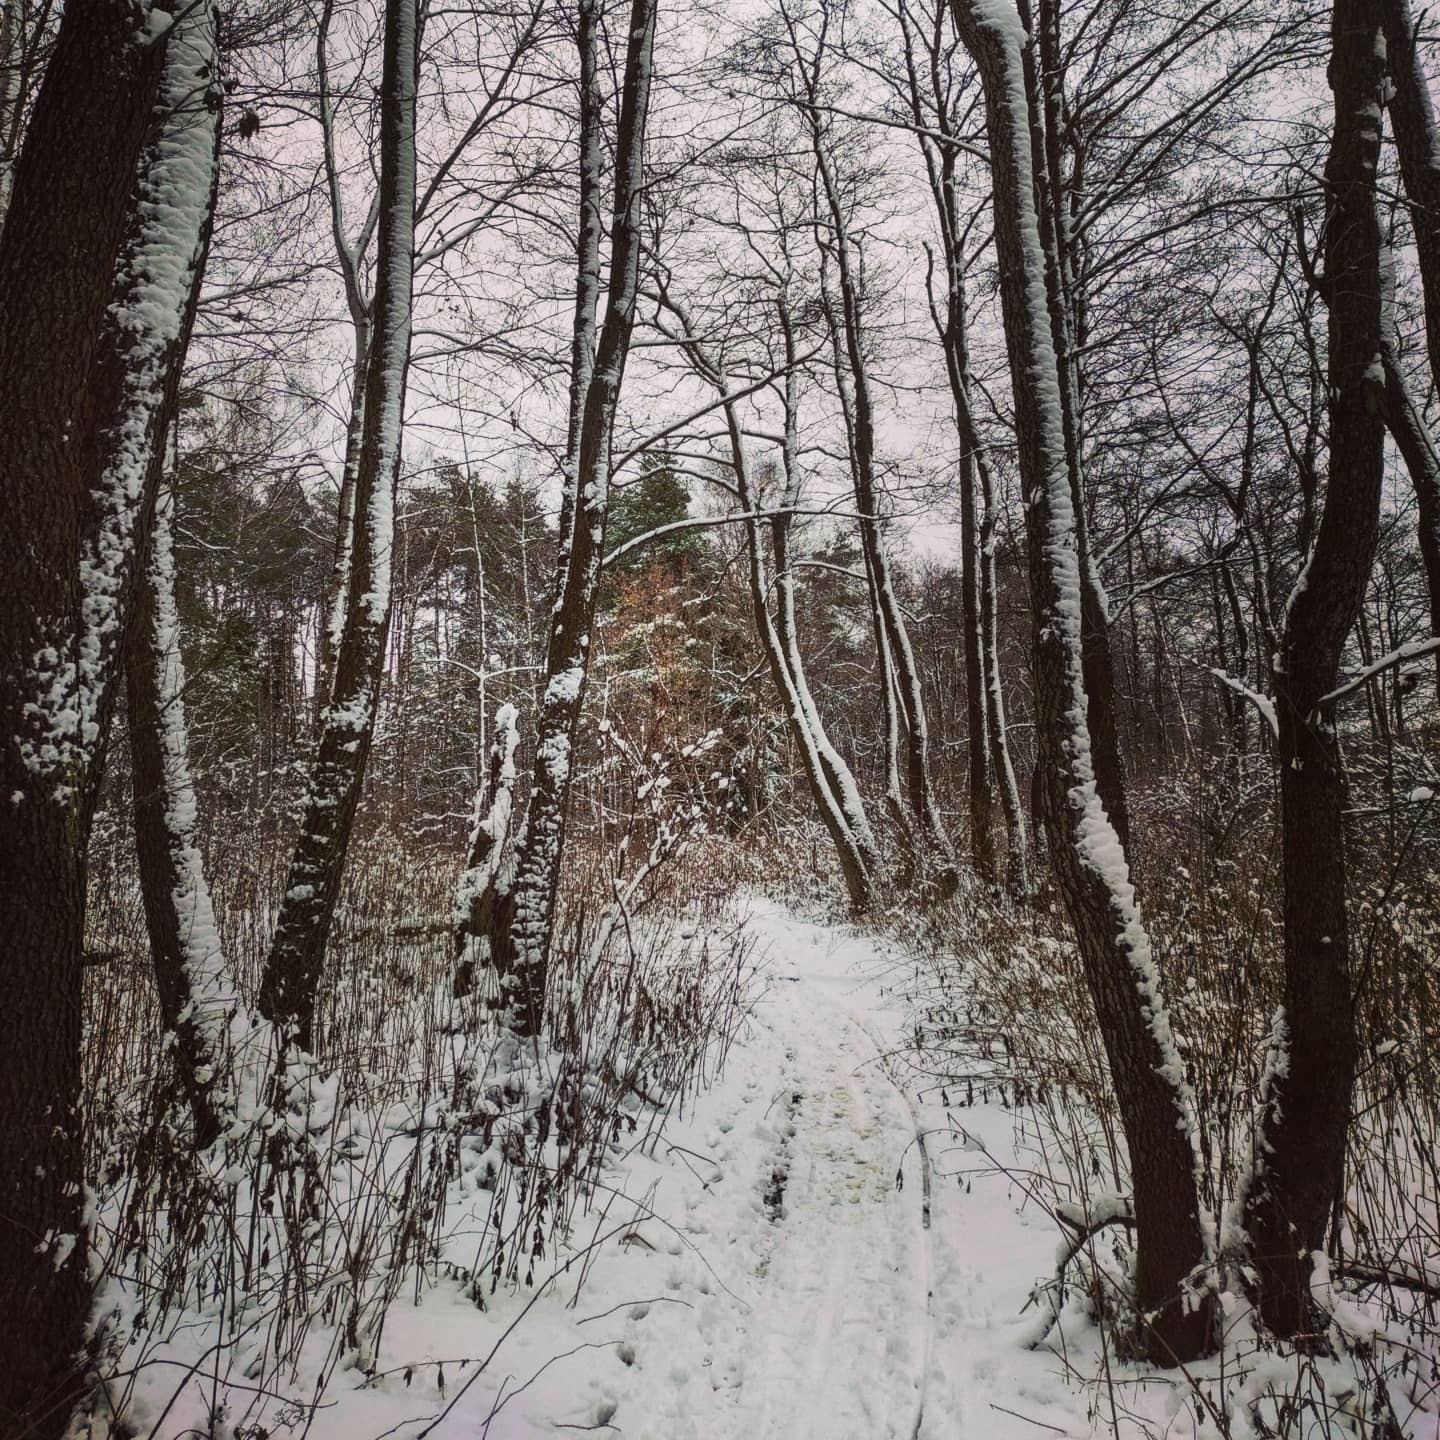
1243, 0, 1386, 1339
951, 0, 1214, 1364
259, 0, 418, 1051
485, 0, 659, 1037
0, 1, 171, 1429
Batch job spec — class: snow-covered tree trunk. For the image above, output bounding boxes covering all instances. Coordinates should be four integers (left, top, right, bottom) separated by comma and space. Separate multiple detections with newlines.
772, 302, 881, 873
0, 0, 211, 1426
128, 475, 246, 1148
1243, 0, 1386, 1339
951, 0, 1213, 1364
1030, 0, 1131, 855
898, 0, 1006, 882
485, 0, 658, 1038
646, 279, 878, 908
454, 702, 520, 997
258, 0, 417, 1052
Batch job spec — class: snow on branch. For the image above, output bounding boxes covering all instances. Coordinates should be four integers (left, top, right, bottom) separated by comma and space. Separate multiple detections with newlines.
1200, 666, 1278, 740
1319, 636, 1440, 706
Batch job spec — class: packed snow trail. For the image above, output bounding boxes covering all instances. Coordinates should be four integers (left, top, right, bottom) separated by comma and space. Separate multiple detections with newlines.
515, 897, 1080, 1440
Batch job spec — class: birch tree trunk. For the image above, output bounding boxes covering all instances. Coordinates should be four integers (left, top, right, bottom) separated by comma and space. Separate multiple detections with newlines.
0, 0, 211, 1425
259, 0, 418, 1052
951, 0, 1213, 1363
485, 0, 658, 1038
1243, 0, 1386, 1338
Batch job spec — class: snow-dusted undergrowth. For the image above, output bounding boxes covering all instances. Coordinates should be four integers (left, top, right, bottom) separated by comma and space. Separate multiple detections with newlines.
78, 838, 759, 1439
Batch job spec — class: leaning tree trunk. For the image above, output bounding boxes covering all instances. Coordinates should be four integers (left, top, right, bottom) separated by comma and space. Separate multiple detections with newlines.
771, 300, 881, 875
484, 0, 658, 1038
128, 478, 245, 1149
1243, 0, 1386, 1339
951, 0, 1213, 1364
0, 0, 213, 1427
646, 278, 878, 908
258, 0, 418, 1052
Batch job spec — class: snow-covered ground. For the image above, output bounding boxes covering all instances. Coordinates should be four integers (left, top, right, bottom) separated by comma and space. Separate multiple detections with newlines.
120, 895, 1323, 1440
140, 896, 1077, 1440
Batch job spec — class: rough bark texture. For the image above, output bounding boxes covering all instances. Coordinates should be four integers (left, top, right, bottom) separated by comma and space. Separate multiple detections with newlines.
951, 0, 1213, 1363
259, 0, 417, 1051
121, 0, 230, 1146
1244, 0, 1385, 1338
0, 2, 165, 1430
486, 0, 658, 1036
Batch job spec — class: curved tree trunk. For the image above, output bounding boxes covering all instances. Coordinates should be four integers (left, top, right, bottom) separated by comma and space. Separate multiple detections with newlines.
951, 0, 1213, 1364
1243, 0, 1385, 1338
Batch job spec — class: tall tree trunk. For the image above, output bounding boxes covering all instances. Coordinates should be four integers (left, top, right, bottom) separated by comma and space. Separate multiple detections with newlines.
1243, 0, 1385, 1338
485, 0, 658, 1038
128, 475, 244, 1149
951, 0, 1213, 1364
898, 0, 1008, 881
771, 300, 881, 872
315, 0, 376, 714
0, 0, 208, 1426
258, 0, 418, 1051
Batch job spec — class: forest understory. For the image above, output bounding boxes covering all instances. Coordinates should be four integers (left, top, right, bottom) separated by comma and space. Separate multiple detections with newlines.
2, 0, 1440, 1434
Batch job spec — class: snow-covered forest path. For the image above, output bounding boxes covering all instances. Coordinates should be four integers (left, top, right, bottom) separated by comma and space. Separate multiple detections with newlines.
285, 899, 1084, 1440
468, 898, 1079, 1440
